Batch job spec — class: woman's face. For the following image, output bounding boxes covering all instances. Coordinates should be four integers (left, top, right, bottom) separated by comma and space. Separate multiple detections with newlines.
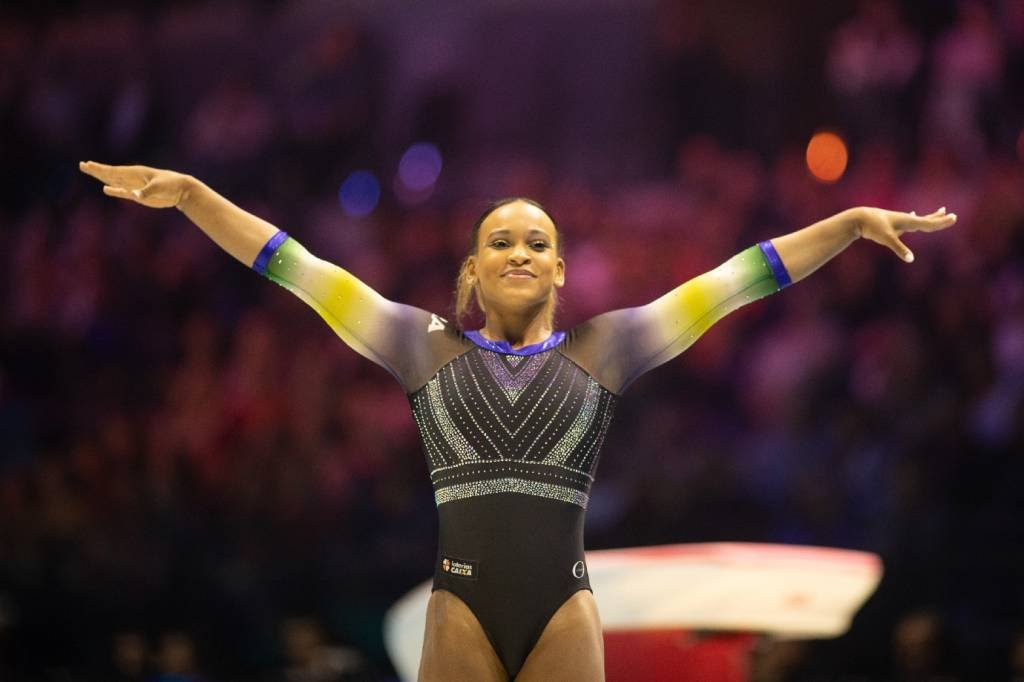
467, 200, 565, 317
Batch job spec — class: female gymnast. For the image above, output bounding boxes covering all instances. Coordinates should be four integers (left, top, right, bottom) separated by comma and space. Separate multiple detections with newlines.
79, 160, 956, 681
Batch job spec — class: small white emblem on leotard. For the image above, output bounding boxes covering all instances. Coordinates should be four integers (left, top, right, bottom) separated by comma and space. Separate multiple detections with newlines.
572, 560, 586, 578
427, 314, 447, 332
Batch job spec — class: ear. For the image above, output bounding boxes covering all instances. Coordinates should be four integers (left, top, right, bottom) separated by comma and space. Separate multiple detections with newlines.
466, 255, 477, 283
554, 257, 565, 288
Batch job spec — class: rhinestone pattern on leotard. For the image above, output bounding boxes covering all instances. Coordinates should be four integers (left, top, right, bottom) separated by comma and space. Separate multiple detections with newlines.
408, 347, 618, 509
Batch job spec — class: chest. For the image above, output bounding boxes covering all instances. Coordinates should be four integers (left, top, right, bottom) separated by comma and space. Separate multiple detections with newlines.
408, 349, 618, 468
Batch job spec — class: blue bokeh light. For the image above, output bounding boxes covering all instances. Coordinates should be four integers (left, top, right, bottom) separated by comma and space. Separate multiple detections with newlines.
339, 170, 380, 217
398, 142, 443, 191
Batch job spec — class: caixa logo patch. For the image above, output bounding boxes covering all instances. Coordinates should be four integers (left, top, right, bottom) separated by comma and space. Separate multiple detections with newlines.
441, 555, 477, 581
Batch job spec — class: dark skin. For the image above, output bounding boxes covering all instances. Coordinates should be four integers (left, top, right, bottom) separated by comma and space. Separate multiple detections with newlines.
419, 590, 603, 681
419, 201, 604, 681
465, 200, 566, 349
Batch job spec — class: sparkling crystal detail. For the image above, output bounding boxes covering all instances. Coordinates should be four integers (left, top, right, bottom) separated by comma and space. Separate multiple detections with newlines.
410, 346, 618, 509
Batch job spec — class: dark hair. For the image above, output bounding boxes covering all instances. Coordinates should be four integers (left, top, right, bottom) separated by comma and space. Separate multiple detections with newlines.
452, 197, 564, 329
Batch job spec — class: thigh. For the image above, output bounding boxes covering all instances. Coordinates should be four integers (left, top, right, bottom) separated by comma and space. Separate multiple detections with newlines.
418, 589, 509, 682
516, 589, 605, 682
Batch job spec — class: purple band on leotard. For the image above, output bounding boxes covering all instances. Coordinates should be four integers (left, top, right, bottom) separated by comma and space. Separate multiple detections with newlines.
252, 230, 289, 275
758, 239, 792, 288
464, 330, 567, 356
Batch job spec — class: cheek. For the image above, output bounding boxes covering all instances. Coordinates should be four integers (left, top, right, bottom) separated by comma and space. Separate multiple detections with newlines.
480, 254, 504, 275
474, 254, 504, 282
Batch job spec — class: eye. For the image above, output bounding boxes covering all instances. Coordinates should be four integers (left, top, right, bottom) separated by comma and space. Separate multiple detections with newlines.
489, 239, 549, 250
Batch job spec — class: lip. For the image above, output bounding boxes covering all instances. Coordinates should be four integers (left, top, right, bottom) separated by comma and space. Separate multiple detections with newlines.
502, 269, 536, 278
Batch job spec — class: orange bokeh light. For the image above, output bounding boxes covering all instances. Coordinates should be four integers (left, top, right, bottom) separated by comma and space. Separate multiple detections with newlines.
806, 131, 848, 183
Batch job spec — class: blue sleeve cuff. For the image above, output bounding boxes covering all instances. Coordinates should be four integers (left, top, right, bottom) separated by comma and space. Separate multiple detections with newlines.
758, 239, 792, 288
252, 230, 289, 275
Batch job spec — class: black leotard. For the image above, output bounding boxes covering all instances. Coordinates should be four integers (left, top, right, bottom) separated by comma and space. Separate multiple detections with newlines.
253, 230, 792, 677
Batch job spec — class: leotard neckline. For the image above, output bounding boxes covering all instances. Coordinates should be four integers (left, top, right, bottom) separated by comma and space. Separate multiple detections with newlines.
464, 329, 567, 356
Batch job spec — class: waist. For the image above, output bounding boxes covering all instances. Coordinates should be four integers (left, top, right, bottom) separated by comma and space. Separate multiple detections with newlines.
438, 491, 585, 545
435, 493, 587, 583
431, 461, 594, 509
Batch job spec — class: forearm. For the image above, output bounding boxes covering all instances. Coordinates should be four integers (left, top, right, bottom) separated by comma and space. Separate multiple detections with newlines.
766, 207, 862, 284
175, 176, 279, 268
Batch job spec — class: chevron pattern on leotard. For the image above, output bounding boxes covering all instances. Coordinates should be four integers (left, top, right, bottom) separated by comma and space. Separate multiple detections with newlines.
408, 346, 618, 509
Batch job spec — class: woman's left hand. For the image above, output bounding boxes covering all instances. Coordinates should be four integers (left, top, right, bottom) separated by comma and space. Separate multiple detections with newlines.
856, 206, 957, 263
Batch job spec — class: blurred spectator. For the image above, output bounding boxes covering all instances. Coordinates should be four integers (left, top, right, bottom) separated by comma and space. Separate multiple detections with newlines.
111, 630, 150, 682
271, 16, 381, 181
1011, 628, 1024, 682
280, 617, 370, 682
890, 610, 956, 682
0, 596, 14, 680
749, 637, 811, 682
181, 75, 277, 171
152, 631, 205, 682
826, 0, 923, 147
923, 0, 1005, 168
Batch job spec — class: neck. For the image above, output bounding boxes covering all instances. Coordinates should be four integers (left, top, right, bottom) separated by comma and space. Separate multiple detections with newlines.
480, 308, 552, 349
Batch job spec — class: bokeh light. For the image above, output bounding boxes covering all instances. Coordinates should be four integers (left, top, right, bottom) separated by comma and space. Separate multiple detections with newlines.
398, 142, 443, 191
806, 131, 848, 183
338, 170, 380, 217
393, 172, 435, 206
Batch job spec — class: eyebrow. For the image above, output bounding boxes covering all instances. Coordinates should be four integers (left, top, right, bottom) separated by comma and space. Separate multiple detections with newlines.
486, 228, 552, 239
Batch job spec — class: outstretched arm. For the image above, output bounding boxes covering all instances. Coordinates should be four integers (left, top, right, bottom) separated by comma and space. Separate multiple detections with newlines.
79, 161, 442, 392
79, 161, 277, 266
250, 231, 431, 386
568, 206, 957, 395
769, 205, 956, 282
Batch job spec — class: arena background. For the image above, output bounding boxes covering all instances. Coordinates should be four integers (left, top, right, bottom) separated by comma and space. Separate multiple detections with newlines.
1, 0, 1023, 679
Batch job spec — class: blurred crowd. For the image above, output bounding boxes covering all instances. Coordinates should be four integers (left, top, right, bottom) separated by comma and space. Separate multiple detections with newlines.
1, 0, 1023, 679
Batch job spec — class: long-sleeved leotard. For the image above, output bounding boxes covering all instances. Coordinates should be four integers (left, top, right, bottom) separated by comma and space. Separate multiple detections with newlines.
253, 230, 792, 678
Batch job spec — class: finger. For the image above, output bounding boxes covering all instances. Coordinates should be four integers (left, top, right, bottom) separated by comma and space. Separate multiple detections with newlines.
80, 161, 149, 187
80, 161, 131, 185
80, 161, 117, 183
133, 182, 154, 201
929, 212, 956, 230
892, 236, 914, 263
102, 185, 137, 201
909, 212, 957, 233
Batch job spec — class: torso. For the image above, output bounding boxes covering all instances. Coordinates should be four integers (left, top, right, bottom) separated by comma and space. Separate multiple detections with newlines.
407, 330, 619, 678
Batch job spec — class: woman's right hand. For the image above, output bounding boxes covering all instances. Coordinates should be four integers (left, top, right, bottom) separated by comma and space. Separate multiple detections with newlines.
78, 161, 193, 209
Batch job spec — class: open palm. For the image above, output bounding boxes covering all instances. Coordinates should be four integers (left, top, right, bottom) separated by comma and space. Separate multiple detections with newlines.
858, 206, 957, 263
79, 161, 190, 209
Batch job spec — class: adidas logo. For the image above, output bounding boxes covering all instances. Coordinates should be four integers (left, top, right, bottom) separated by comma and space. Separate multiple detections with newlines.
427, 314, 447, 333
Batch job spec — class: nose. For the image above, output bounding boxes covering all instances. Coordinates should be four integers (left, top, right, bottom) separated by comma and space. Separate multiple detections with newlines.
509, 243, 531, 263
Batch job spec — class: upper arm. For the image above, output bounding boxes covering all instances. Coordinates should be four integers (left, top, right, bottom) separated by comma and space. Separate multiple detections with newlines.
254, 230, 438, 391
571, 241, 792, 395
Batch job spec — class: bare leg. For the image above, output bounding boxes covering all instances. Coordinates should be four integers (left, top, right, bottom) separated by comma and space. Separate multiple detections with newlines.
418, 589, 509, 682
515, 590, 605, 682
